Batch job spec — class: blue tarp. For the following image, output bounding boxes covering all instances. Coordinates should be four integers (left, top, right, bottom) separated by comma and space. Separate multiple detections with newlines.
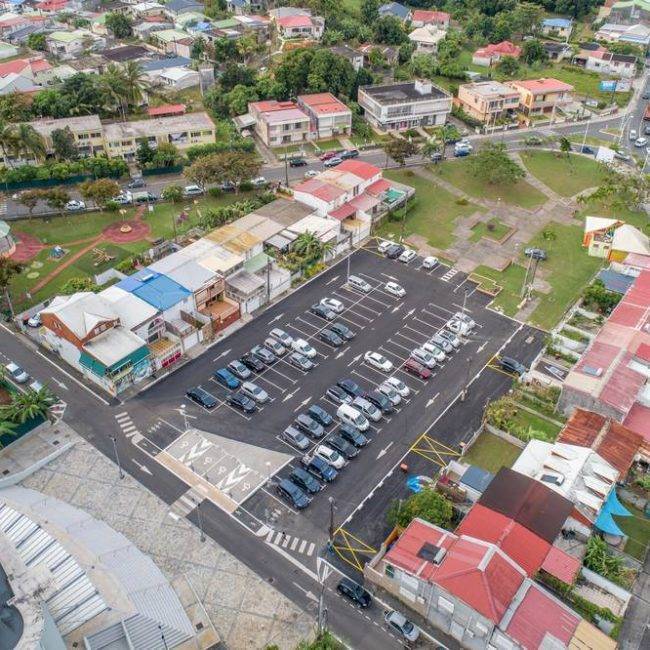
117, 269, 191, 311
595, 490, 631, 537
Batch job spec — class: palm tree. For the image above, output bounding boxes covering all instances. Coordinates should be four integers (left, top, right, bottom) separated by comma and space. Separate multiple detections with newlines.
421, 138, 441, 162
101, 64, 129, 120
293, 231, 323, 261
0, 257, 23, 319
0, 121, 18, 167
6, 388, 54, 424
121, 61, 150, 108
14, 124, 46, 163
0, 418, 17, 447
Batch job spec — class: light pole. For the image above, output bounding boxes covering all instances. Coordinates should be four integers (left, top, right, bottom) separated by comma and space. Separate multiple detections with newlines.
110, 434, 124, 479
328, 496, 335, 547
190, 462, 206, 543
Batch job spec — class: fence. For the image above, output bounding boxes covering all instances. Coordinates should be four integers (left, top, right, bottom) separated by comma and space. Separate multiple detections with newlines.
2, 170, 124, 192
142, 164, 184, 177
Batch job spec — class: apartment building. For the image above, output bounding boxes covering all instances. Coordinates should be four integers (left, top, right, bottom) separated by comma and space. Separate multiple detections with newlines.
248, 99, 311, 147
457, 81, 520, 123
358, 79, 452, 131
297, 93, 352, 139
507, 77, 574, 115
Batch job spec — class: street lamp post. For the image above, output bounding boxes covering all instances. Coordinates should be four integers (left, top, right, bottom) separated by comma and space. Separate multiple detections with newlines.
110, 434, 124, 479
190, 462, 206, 543
328, 496, 335, 547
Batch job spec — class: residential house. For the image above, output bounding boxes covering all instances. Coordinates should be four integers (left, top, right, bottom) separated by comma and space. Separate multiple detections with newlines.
0, 12, 47, 38
507, 77, 574, 116
543, 41, 571, 61
610, 0, 650, 24
457, 81, 520, 123
358, 79, 452, 131
247, 99, 311, 147
0, 73, 37, 95
378, 2, 411, 21
410, 10, 450, 29
101, 44, 150, 63
329, 44, 364, 71
541, 17, 573, 39
586, 50, 638, 77
274, 13, 324, 41
163, 0, 203, 19
472, 40, 521, 66
103, 111, 215, 160
45, 29, 105, 59
559, 270, 650, 447
583, 217, 650, 262
140, 55, 193, 83
595, 21, 650, 47
149, 28, 195, 57
99, 285, 163, 344
297, 92, 352, 140
0, 41, 18, 59
358, 43, 399, 66
232, 13, 271, 40
408, 25, 446, 54
130, 1, 167, 19
155, 66, 200, 90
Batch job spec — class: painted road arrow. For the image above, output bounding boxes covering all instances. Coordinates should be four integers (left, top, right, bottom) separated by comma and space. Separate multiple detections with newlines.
376, 441, 394, 459
426, 392, 440, 408
476, 341, 487, 353
282, 389, 299, 403
51, 377, 69, 390
325, 275, 340, 286
268, 312, 285, 325
335, 348, 348, 359
402, 308, 415, 320
131, 459, 152, 475
347, 353, 362, 367
213, 348, 232, 361
294, 396, 312, 412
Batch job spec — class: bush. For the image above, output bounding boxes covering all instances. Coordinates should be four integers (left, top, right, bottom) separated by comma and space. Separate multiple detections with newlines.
61, 276, 99, 294
455, 197, 469, 205
239, 180, 253, 192
387, 488, 453, 529
0, 156, 127, 184
185, 139, 255, 162
303, 262, 326, 279
635, 475, 650, 491
208, 187, 223, 198
115, 257, 136, 274
104, 200, 119, 212
583, 279, 621, 315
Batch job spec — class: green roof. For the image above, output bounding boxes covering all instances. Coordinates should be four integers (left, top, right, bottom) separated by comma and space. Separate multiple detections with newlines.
213, 18, 238, 28
244, 251, 271, 274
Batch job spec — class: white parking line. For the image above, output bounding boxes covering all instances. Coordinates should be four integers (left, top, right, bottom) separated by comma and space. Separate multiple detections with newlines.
296, 315, 322, 330
285, 323, 315, 339
402, 324, 429, 341
421, 309, 447, 324
378, 345, 408, 363
385, 338, 411, 353
256, 373, 287, 394
265, 364, 298, 385
345, 308, 373, 322
351, 368, 383, 386
396, 328, 426, 345
261, 487, 298, 515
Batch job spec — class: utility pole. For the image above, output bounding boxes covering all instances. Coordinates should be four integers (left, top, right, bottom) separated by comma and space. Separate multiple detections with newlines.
266, 257, 271, 303
521, 251, 534, 299
284, 146, 289, 187
110, 434, 124, 479
462, 289, 468, 316
328, 496, 335, 547
159, 624, 169, 650
190, 462, 206, 543
581, 116, 590, 151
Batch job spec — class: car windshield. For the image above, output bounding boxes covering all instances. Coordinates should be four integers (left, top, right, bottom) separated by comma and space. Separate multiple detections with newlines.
402, 621, 414, 634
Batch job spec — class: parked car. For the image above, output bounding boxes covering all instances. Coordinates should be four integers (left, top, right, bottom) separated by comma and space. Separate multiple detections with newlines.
378, 382, 401, 405
403, 358, 431, 380
250, 176, 267, 188
352, 396, 381, 422
364, 390, 395, 415
339, 423, 368, 447
183, 184, 203, 197
127, 177, 146, 189
385, 244, 405, 259
524, 247, 547, 260
226, 391, 257, 413
26, 313, 41, 328
320, 297, 344, 313
499, 356, 528, 376
326, 385, 352, 405
384, 611, 420, 643
422, 341, 446, 362
347, 275, 372, 293
377, 239, 396, 254
430, 151, 443, 162
337, 577, 372, 607
454, 147, 471, 157
226, 360, 251, 380
251, 345, 276, 365
635, 137, 648, 147
112, 192, 132, 205
241, 381, 270, 403
341, 149, 359, 159
65, 200, 85, 211
328, 434, 359, 459
398, 249, 417, 264
323, 156, 343, 168
239, 353, 264, 372
422, 256, 439, 270
304, 169, 318, 178
281, 425, 310, 450
411, 347, 437, 369
302, 454, 337, 482
5, 362, 29, 384
384, 376, 410, 397
214, 367, 240, 390
186, 387, 218, 409
132, 191, 157, 203
330, 322, 355, 340
364, 351, 393, 373
219, 181, 237, 192
439, 329, 461, 349
384, 281, 406, 297
446, 318, 471, 336
264, 337, 287, 356
525, 136, 543, 146
337, 378, 364, 397
310, 303, 336, 320
289, 157, 308, 167
290, 467, 322, 494
614, 150, 632, 161
270, 328, 293, 347
629, 129, 637, 141
287, 352, 315, 371
430, 333, 454, 354
319, 328, 344, 347
314, 445, 347, 469
295, 414, 324, 438
319, 150, 341, 161
277, 478, 311, 509
454, 312, 476, 330
292, 338, 317, 358
308, 404, 333, 427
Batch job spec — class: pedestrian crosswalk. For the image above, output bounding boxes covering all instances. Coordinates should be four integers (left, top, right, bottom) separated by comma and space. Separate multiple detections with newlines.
170, 488, 204, 517
114, 411, 142, 441
265, 528, 315, 556
441, 267, 458, 282
50, 400, 66, 422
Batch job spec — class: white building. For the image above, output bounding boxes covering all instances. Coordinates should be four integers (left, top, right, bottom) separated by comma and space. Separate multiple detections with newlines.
408, 25, 446, 54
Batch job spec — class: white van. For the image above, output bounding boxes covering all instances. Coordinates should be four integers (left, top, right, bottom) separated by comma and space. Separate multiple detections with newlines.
337, 404, 369, 431
292, 338, 317, 358
347, 275, 372, 293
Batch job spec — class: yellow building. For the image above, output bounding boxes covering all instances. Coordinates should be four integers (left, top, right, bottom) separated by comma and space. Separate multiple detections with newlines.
507, 78, 574, 116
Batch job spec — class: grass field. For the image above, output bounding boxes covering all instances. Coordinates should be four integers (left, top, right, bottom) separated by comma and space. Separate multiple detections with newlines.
615, 503, 650, 561
379, 169, 480, 249
313, 138, 343, 151
433, 160, 547, 210
470, 218, 512, 243
510, 408, 563, 442
462, 432, 522, 474
520, 151, 607, 197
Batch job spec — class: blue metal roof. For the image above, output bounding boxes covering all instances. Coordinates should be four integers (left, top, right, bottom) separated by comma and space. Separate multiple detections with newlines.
595, 490, 630, 537
117, 269, 191, 311
597, 269, 636, 294
543, 17, 573, 28
379, 2, 410, 19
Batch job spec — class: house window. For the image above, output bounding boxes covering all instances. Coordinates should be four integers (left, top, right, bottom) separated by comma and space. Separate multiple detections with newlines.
438, 596, 454, 614
385, 564, 395, 578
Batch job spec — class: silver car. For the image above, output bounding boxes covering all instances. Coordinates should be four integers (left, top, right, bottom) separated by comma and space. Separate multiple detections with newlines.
384, 610, 420, 643
379, 382, 402, 405
411, 347, 436, 369
241, 381, 270, 403
264, 337, 287, 356
270, 328, 293, 347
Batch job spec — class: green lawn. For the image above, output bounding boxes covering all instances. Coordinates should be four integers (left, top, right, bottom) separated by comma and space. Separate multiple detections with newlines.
520, 151, 607, 197
614, 503, 650, 561
472, 263, 528, 315
510, 408, 563, 442
462, 432, 521, 474
313, 138, 343, 151
378, 169, 481, 249
470, 218, 512, 243
433, 160, 547, 210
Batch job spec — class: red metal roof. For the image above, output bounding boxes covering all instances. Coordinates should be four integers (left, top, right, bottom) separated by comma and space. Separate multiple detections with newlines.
250, 99, 298, 113
412, 10, 450, 23
575, 340, 621, 376
365, 179, 391, 196
475, 41, 522, 58
512, 77, 574, 94
600, 351, 645, 414
623, 402, 650, 445
541, 546, 581, 584
637, 342, 650, 363
505, 582, 579, 649
298, 92, 350, 115
147, 103, 186, 117
277, 15, 313, 28
328, 203, 356, 220
336, 159, 381, 181
348, 192, 380, 212
456, 504, 550, 576
293, 179, 346, 202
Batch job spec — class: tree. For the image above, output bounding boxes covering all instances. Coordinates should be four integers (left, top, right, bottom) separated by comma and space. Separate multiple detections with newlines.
225, 84, 259, 116
136, 139, 155, 167
151, 142, 179, 168
51, 126, 78, 161
79, 178, 120, 209
421, 138, 441, 161
43, 188, 70, 217
121, 61, 149, 107
13, 124, 46, 162
293, 231, 324, 261
511, 2, 544, 37
220, 63, 257, 92
382, 139, 420, 166
374, 16, 407, 45
584, 168, 650, 211
521, 39, 548, 65
100, 64, 128, 119
27, 32, 46, 51
398, 41, 416, 64
496, 55, 519, 77
306, 51, 355, 98
386, 488, 453, 529
18, 190, 43, 220
0, 419, 17, 445
185, 156, 219, 191
0, 257, 23, 318
559, 136, 572, 158
0, 121, 19, 165
161, 184, 184, 203
191, 38, 206, 60
4, 388, 54, 424
236, 33, 258, 64
468, 143, 525, 185
105, 12, 133, 38
361, 0, 380, 24
583, 279, 621, 315
61, 276, 99, 294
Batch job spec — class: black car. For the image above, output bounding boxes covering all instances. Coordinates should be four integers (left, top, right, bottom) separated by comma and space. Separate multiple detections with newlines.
288, 352, 315, 371
329, 322, 355, 340
186, 386, 218, 409
277, 478, 311, 509
339, 423, 368, 448
328, 434, 359, 459
227, 359, 252, 380
499, 356, 528, 376
385, 244, 405, 259
290, 467, 323, 494
308, 404, 333, 427
302, 455, 337, 482
337, 577, 372, 607
127, 177, 146, 188
364, 390, 395, 415
289, 157, 307, 167
319, 328, 344, 347
310, 303, 335, 320
226, 391, 257, 413
341, 149, 359, 159
251, 345, 276, 365
240, 353, 265, 372
337, 378, 363, 397
326, 385, 352, 405
295, 414, 324, 438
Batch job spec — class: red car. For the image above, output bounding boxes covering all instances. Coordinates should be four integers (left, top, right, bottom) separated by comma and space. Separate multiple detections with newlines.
319, 150, 342, 161
404, 358, 431, 380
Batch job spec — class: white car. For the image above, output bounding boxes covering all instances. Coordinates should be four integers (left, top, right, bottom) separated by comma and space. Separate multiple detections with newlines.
447, 318, 471, 336
422, 341, 446, 362
65, 200, 85, 211
364, 351, 394, 372
385, 376, 410, 397
629, 129, 638, 141
183, 184, 203, 196
251, 176, 267, 187
411, 347, 436, 369
26, 313, 41, 328
320, 297, 344, 313
264, 337, 286, 356
315, 445, 347, 469
377, 239, 396, 254
634, 137, 648, 148
398, 249, 417, 264
384, 610, 420, 643
241, 381, 270, 403
29, 379, 44, 392
384, 281, 405, 298
270, 328, 293, 347
454, 312, 476, 330
439, 329, 461, 349
422, 256, 439, 270
292, 338, 317, 358
352, 396, 382, 422
379, 382, 402, 405
5, 362, 29, 383
112, 192, 132, 205
304, 170, 318, 178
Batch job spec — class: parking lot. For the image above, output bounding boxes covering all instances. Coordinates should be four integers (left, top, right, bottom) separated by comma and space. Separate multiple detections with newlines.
130, 245, 541, 561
